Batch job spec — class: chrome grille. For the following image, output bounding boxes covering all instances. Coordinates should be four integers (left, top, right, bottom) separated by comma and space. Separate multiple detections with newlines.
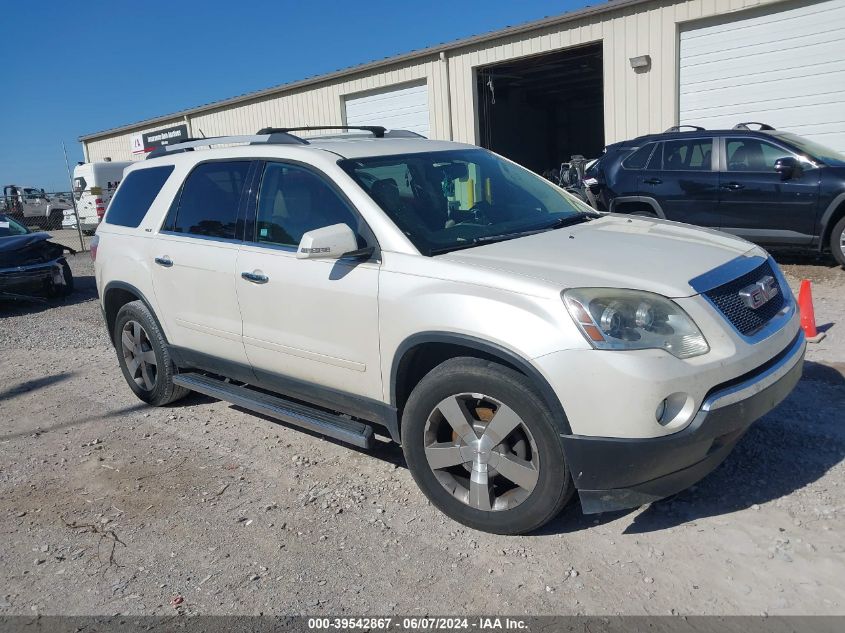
704, 261, 786, 336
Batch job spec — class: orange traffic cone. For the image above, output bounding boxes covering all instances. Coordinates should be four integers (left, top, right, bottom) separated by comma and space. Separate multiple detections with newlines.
798, 279, 825, 343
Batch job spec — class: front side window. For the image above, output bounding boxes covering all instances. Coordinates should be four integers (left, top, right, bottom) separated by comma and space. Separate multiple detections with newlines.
105, 166, 174, 228
254, 163, 361, 247
168, 161, 250, 239
659, 138, 713, 171
726, 138, 797, 172
339, 149, 594, 256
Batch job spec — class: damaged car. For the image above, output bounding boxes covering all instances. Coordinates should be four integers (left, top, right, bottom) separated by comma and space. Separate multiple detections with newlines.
0, 214, 75, 300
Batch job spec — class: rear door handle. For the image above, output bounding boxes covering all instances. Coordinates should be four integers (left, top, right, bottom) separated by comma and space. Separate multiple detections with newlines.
721, 182, 745, 191
643, 178, 662, 185
241, 271, 269, 284
154, 256, 173, 267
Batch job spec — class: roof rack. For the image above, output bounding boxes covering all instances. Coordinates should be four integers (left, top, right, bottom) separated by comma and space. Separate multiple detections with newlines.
146, 132, 307, 159
733, 122, 776, 130
664, 125, 705, 132
257, 125, 424, 139
145, 126, 424, 159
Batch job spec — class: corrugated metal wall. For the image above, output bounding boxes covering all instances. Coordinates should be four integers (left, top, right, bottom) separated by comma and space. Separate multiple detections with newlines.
84, 0, 787, 162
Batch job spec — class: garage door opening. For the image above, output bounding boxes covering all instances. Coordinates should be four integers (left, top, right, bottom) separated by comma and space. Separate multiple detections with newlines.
476, 43, 604, 176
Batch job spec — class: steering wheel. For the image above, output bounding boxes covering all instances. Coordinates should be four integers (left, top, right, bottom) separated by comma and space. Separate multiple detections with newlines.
464, 200, 492, 225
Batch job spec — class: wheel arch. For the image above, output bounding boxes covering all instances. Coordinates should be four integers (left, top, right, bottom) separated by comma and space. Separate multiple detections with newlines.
819, 192, 845, 252
610, 196, 665, 218
390, 332, 571, 439
102, 281, 167, 348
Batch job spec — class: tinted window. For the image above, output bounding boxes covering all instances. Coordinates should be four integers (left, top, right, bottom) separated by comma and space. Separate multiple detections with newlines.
255, 162, 360, 247
340, 149, 593, 256
622, 143, 655, 169
659, 138, 713, 171
726, 138, 795, 172
105, 166, 174, 228
169, 161, 250, 239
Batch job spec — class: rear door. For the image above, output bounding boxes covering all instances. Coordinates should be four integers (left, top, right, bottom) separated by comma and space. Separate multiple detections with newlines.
637, 137, 721, 227
150, 160, 254, 367
717, 136, 820, 244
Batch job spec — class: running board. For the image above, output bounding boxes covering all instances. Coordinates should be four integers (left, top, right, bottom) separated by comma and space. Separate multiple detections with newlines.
172, 373, 374, 449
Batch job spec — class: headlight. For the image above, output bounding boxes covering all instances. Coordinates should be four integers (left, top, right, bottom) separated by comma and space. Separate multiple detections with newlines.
562, 288, 709, 359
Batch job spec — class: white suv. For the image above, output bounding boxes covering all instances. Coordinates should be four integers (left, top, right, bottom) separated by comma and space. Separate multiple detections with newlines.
93, 126, 805, 534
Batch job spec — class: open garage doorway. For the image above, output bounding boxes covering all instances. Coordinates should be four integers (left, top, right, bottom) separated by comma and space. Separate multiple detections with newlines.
476, 43, 604, 177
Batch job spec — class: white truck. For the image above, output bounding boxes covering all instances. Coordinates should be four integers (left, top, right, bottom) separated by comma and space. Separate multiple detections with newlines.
67, 161, 131, 234
2, 185, 72, 230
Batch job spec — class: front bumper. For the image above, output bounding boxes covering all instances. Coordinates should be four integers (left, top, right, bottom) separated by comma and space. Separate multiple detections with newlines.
563, 331, 806, 514
0, 258, 65, 294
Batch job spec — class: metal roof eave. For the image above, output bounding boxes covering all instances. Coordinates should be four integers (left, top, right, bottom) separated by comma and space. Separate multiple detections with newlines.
79, 0, 650, 142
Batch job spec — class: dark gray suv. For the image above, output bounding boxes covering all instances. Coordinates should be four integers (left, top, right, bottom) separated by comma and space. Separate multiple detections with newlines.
587, 123, 845, 267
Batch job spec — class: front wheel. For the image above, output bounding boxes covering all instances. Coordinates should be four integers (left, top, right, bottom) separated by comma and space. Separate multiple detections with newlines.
402, 357, 574, 535
831, 215, 845, 268
114, 300, 189, 406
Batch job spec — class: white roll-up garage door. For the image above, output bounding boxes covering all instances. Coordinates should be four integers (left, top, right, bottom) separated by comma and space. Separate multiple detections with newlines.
679, 0, 845, 152
344, 82, 430, 138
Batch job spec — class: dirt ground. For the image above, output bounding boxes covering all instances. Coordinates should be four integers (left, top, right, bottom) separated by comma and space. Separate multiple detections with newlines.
0, 253, 843, 617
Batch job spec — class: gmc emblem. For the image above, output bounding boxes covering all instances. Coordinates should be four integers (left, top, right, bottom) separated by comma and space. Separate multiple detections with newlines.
739, 275, 779, 310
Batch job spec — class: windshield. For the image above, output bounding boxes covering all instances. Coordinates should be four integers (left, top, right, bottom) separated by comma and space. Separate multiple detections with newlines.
0, 214, 29, 237
339, 149, 594, 255
773, 133, 845, 167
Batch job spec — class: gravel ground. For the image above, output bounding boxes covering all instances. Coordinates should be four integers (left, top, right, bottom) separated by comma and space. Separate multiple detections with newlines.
0, 252, 843, 616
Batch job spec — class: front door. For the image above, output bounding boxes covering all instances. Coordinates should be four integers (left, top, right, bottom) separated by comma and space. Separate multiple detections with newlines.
638, 137, 721, 227
150, 159, 253, 366
718, 137, 820, 245
235, 161, 382, 401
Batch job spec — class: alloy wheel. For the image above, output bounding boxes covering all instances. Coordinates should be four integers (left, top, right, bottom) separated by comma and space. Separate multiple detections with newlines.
120, 320, 158, 391
423, 393, 540, 511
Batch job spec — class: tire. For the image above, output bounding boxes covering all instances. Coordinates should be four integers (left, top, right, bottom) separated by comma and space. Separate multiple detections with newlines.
47, 260, 74, 298
113, 300, 189, 406
48, 209, 62, 230
401, 357, 575, 535
831, 215, 845, 268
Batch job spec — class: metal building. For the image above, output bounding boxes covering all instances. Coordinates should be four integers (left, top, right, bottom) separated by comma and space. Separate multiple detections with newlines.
80, 0, 845, 173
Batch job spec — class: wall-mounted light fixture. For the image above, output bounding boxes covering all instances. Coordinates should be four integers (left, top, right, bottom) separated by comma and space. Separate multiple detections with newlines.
629, 55, 651, 71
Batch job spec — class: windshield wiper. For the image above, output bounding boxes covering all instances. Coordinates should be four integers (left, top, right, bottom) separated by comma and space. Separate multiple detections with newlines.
543, 212, 594, 230
429, 213, 594, 255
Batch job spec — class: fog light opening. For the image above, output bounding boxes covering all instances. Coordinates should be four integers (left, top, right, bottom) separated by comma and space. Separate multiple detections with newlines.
655, 399, 667, 423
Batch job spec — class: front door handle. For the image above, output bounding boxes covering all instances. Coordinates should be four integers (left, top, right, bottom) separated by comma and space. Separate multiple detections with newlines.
241, 271, 269, 284
721, 182, 745, 191
643, 178, 662, 185
154, 256, 173, 267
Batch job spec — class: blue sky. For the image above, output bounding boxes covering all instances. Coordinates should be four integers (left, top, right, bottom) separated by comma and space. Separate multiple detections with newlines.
1, 0, 590, 190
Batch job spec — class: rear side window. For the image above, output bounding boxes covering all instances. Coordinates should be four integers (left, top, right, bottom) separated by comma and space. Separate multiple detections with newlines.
622, 143, 656, 169
166, 161, 250, 240
658, 138, 713, 171
105, 166, 174, 228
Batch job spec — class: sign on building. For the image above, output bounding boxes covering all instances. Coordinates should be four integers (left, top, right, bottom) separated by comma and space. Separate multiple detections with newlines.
130, 124, 190, 154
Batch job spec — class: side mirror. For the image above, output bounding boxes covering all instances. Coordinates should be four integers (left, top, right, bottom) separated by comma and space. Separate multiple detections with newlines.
296, 223, 360, 260
774, 157, 801, 181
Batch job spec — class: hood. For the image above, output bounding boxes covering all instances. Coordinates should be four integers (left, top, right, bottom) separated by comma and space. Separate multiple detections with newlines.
0, 231, 52, 253
440, 215, 758, 298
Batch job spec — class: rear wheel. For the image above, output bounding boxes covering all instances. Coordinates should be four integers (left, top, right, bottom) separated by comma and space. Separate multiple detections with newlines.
48, 209, 63, 230
831, 215, 845, 268
402, 357, 574, 535
114, 301, 189, 406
